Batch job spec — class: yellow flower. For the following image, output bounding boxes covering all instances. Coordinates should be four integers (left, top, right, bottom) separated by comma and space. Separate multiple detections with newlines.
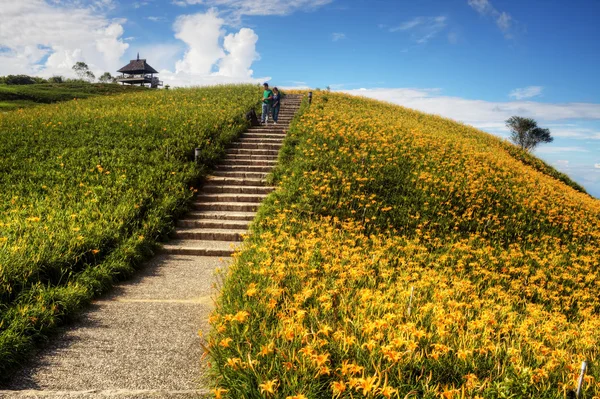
212, 387, 227, 399
258, 379, 278, 396
232, 310, 250, 323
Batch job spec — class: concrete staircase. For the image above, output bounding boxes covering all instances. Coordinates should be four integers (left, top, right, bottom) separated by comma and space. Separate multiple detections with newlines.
162, 95, 302, 258
0, 95, 303, 398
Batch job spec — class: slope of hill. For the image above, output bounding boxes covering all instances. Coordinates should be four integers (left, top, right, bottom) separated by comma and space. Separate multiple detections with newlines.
0, 85, 259, 375
210, 92, 600, 398
0, 83, 146, 110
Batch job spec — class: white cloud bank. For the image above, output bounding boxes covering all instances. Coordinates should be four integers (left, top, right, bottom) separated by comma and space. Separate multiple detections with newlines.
0, 0, 128, 77
0, 2, 268, 87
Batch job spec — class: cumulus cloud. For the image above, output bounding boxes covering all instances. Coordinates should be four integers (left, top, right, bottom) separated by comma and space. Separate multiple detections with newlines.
468, 0, 515, 38
160, 9, 266, 86
0, 0, 128, 77
390, 16, 447, 44
595, 164, 600, 169
216, 28, 259, 78
509, 86, 543, 100
174, 10, 226, 75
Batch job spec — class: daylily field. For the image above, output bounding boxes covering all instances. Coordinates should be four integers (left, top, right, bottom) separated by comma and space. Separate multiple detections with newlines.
0, 85, 259, 374
209, 92, 600, 398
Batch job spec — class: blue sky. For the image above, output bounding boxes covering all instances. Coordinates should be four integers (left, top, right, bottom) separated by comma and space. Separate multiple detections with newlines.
2, 0, 600, 197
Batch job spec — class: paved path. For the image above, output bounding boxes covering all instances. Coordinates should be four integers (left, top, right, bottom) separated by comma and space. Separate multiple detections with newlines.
1, 95, 303, 398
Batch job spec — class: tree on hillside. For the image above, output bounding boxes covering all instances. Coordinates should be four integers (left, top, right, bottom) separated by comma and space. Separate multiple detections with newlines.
48, 76, 64, 83
506, 116, 553, 152
72, 62, 95, 82
2, 75, 39, 85
99, 72, 115, 83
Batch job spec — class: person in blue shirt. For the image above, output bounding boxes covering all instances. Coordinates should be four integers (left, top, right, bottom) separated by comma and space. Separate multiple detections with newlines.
271, 87, 281, 125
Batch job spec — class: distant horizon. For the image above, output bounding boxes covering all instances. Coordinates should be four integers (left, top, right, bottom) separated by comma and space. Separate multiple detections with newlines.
2, 0, 599, 197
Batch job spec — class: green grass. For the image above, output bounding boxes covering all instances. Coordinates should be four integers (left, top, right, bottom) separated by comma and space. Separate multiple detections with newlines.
0, 84, 261, 377
0, 83, 146, 110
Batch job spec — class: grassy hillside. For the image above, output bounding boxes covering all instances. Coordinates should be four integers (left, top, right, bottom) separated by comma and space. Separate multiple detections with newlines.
0, 83, 146, 110
210, 92, 600, 398
0, 85, 259, 375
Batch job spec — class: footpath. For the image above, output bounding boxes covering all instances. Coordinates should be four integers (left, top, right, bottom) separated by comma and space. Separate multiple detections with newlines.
0, 95, 303, 398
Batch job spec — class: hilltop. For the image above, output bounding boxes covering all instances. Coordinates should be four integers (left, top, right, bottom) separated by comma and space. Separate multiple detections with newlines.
0, 82, 146, 111
211, 91, 600, 398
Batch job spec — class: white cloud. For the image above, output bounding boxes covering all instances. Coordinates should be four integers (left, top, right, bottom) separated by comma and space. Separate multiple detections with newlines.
595, 164, 600, 169
129, 44, 183, 72
160, 9, 266, 86
535, 147, 590, 154
550, 127, 600, 140
174, 10, 226, 75
215, 28, 259, 78
390, 16, 447, 44
147, 16, 166, 22
468, 0, 515, 38
173, 0, 332, 19
555, 160, 570, 168
509, 86, 543, 100
332, 33, 346, 42
0, 0, 128, 77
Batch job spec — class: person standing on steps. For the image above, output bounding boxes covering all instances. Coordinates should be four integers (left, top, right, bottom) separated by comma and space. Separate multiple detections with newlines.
271, 87, 281, 125
261, 83, 273, 124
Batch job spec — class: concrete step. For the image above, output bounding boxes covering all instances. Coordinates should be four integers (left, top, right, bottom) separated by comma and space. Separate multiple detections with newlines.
230, 142, 282, 150
211, 171, 268, 179
242, 133, 286, 139
205, 176, 266, 186
177, 218, 250, 229
196, 193, 268, 202
173, 228, 247, 242
216, 165, 273, 173
236, 138, 284, 144
246, 128, 287, 133
202, 184, 275, 194
226, 148, 280, 156
223, 155, 278, 162
161, 240, 239, 256
192, 202, 261, 212
185, 211, 256, 221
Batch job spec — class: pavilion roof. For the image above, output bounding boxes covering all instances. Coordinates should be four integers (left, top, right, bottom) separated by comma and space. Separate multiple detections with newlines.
118, 55, 158, 74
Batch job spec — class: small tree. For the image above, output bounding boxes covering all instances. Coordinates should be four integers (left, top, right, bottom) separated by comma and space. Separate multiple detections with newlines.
48, 76, 64, 83
72, 62, 95, 82
506, 116, 553, 152
99, 72, 115, 83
